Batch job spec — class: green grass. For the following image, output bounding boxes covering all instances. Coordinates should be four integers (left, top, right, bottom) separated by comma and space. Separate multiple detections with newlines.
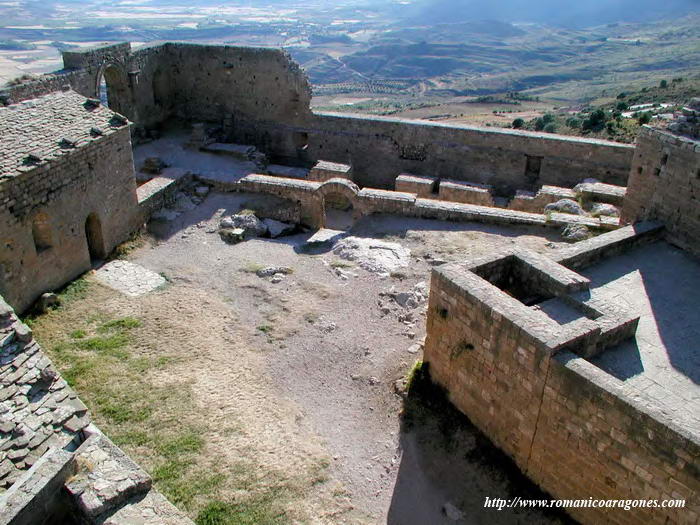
405, 359, 424, 393
241, 262, 265, 274
196, 491, 290, 525
329, 260, 353, 269
30, 284, 333, 522
256, 325, 273, 334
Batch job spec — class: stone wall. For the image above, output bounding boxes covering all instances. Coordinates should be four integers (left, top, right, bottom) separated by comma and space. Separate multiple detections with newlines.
301, 112, 634, 192
2, 42, 635, 196
622, 126, 700, 258
0, 127, 138, 312
529, 351, 699, 525
423, 235, 699, 525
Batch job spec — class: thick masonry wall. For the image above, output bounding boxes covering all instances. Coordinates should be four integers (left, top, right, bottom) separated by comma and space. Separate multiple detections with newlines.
424, 248, 699, 525
0, 128, 138, 312
303, 112, 634, 192
529, 352, 699, 525
622, 126, 700, 258
2, 42, 634, 196
424, 265, 552, 467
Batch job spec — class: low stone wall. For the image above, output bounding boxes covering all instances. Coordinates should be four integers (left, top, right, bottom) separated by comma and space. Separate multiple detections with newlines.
554, 221, 664, 270
304, 112, 634, 192
236, 174, 621, 232
394, 173, 437, 197
508, 185, 576, 212
136, 170, 193, 224
528, 351, 699, 525
438, 179, 495, 206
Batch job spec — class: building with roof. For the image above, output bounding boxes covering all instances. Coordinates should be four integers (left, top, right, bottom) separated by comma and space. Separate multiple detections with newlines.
0, 89, 137, 312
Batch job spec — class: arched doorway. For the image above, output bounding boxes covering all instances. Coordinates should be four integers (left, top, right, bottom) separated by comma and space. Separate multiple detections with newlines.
323, 192, 354, 231
97, 63, 132, 119
85, 213, 106, 263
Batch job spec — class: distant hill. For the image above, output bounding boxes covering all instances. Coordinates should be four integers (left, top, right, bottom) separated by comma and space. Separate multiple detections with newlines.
406, 0, 698, 28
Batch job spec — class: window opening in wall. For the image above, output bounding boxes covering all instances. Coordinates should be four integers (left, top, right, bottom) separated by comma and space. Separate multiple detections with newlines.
32, 212, 52, 253
524, 155, 543, 188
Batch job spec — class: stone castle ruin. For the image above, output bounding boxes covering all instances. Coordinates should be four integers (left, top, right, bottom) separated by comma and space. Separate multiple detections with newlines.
0, 41, 698, 523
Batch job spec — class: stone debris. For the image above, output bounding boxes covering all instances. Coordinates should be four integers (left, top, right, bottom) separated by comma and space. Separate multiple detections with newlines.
407, 343, 422, 354
256, 266, 293, 278
332, 237, 411, 275
590, 203, 620, 217
151, 209, 180, 223
263, 218, 295, 238
219, 228, 245, 244
172, 192, 197, 212
380, 281, 428, 310
303, 229, 347, 250
561, 223, 592, 242
35, 292, 60, 313
93, 260, 166, 297
0, 308, 90, 490
219, 213, 267, 239
140, 157, 167, 175
544, 198, 585, 215
66, 432, 152, 519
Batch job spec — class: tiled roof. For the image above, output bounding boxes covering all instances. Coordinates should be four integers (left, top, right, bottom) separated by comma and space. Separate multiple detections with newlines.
0, 297, 90, 490
0, 89, 129, 180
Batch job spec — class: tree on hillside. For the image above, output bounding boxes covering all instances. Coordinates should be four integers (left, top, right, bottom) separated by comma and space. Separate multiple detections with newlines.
512, 118, 525, 129
659, 79, 668, 89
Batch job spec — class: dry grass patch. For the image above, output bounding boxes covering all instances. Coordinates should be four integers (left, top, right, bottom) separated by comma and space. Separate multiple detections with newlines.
27, 276, 343, 523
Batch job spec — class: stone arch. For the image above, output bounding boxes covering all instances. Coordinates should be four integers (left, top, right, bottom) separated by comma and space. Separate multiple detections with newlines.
316, 179, 361, 230
96, 62, 133, 119
31, 212, 53, 254
85, 212, 106, 262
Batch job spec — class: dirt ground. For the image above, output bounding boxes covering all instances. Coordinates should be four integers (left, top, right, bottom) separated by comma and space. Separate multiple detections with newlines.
98, 190, 570, 524
33, 187, 577, 524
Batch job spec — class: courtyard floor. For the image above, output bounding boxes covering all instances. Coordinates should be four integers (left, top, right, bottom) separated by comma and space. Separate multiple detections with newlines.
33, 189, 576, 524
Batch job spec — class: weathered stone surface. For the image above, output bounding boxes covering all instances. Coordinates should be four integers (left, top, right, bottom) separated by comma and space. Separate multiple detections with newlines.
66, 432, 152, 518
544, 198, 585, 215
262, 218, 295, 238
333, 237, 411, 275
561, 223, 591, 242
256, 266, 293, 278
590, 203, 620, 217
100, 488, 194, 525
93, 260, 166, 297
220, 213, 267, 238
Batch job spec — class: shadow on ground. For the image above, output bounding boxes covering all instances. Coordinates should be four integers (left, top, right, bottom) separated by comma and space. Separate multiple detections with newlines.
388, 363, 575, 525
